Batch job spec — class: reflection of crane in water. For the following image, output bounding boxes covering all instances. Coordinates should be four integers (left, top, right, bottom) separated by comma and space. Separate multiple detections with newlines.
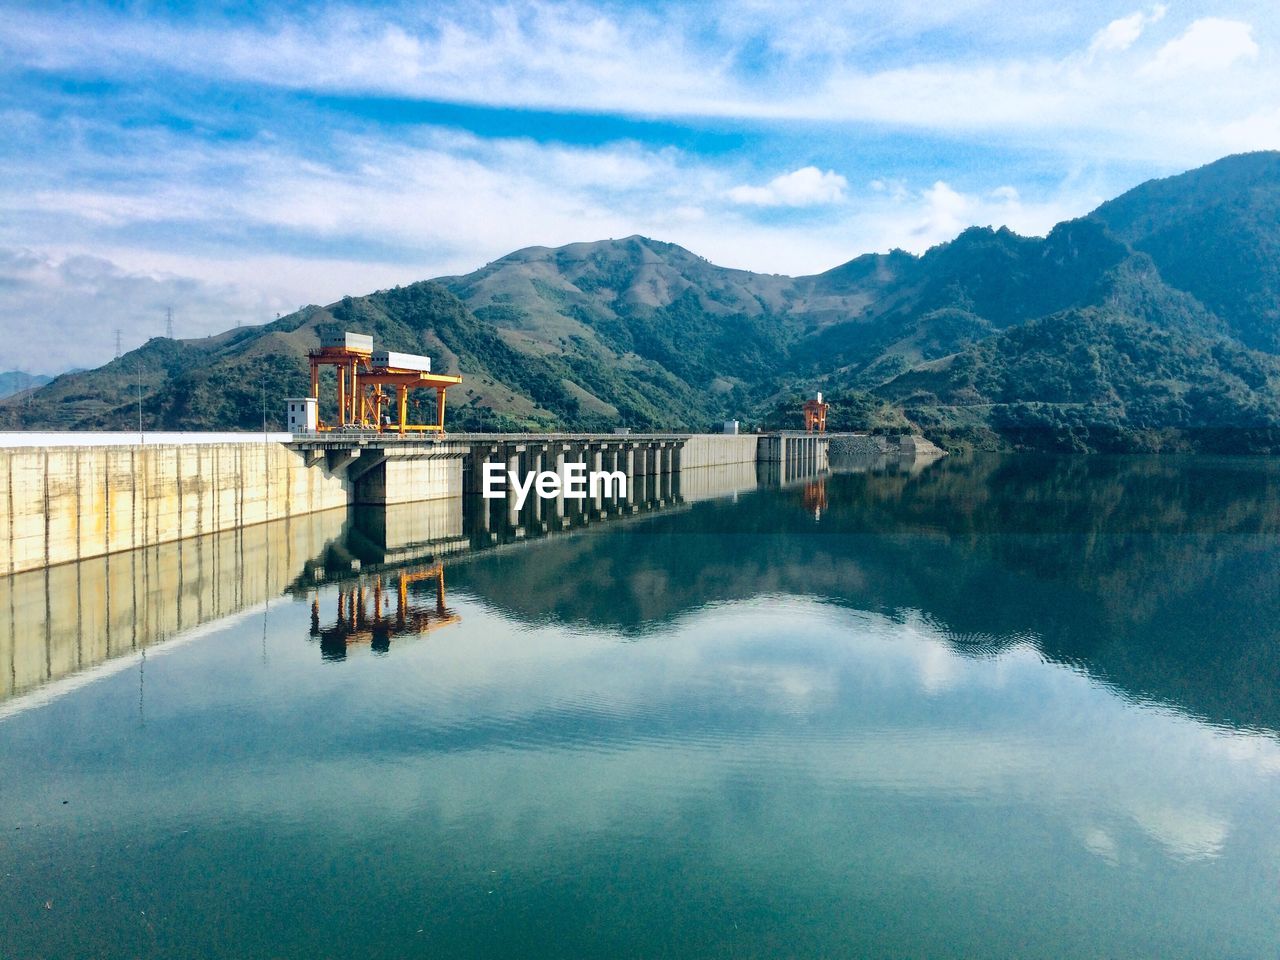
802, 479, 827, 521
309, 564, 459, 660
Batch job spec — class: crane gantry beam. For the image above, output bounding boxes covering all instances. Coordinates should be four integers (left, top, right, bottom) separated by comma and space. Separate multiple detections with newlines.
307, 331, 463, 434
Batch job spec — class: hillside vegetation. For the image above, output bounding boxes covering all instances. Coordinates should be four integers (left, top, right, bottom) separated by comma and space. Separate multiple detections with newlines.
7, 151, 1280, 452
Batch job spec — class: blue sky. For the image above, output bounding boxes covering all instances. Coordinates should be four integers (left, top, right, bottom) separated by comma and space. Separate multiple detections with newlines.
1, 0, 1277, 372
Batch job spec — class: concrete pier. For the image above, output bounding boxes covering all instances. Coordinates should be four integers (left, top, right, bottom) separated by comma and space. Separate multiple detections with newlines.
758, 432, 827, 467
457, 434, 691, 495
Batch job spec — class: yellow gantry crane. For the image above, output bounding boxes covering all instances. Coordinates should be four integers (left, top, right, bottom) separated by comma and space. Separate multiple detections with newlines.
307, 331, 464, 434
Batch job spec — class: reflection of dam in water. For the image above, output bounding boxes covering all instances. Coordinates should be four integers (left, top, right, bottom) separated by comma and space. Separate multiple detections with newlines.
0, 508, 349, 710
7, 450, 1278, 742
1, 451, 833, 705
1, 430, 836, 575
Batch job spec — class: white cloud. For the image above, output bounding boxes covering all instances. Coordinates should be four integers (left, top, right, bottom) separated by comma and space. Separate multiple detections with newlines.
0, 247, 286, 373
727, 166, 848, 207
869, 178, 910, 201
913, 180, 975, 244
1217, 105, 1280, 153
1088, 5, 1166, 56
875, 177, 1088, 252
1142, 18, 1260, 77
2, 3, 1277, 162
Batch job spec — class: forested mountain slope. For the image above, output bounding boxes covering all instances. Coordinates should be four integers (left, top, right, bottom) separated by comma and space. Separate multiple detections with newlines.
7, 151, 1280, 452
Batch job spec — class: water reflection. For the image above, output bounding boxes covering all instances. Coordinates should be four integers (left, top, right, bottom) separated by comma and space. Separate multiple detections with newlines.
443, 454, 1280, 735
0, 509, 349, 712
0, 457, 802, 705
4, 453, 1280, 737
801, 478, 826, 519
309, 566, 459, 660
3, 452, 1280, 958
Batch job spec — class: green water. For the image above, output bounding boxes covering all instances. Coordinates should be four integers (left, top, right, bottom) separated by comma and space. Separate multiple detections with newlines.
3, 454, 1280, 958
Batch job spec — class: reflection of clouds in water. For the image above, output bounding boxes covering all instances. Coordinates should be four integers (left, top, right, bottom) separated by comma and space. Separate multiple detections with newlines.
37, 592, 1280, 876
1217, 734, 1280, 774
1130, 805, 1230, 862
429, 594, 1279, 865
915, 637, 964, 694
1082, 825, 1120, 863
722, 662, 837, 717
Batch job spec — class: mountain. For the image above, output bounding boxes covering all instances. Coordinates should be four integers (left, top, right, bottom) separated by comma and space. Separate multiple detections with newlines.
1093, 151, 1280, 352
5, 151, 1280, 451
0, 371, 53, 400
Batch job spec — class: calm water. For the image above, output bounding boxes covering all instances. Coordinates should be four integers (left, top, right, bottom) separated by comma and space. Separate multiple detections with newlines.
3, 454, 1280, 958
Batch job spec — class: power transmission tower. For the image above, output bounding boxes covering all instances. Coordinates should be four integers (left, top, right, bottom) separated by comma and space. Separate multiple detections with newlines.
137, 363, 144, 440
115, 329, 122, 359
165, 307, 174, 339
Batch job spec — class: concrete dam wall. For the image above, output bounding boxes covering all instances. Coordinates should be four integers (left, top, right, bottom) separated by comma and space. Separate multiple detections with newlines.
2, 442, 350, 576
680, 434, 760, 468
1, 432, 830, 575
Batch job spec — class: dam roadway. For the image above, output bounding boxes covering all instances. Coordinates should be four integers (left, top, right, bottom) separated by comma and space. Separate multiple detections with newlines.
0, 430, 830, 576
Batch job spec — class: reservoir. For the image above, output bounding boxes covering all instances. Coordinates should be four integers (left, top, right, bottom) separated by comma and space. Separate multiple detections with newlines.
3, 453, 1280, 958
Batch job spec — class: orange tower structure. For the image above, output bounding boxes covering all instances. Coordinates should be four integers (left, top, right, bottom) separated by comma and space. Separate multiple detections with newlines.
802, 392, 829, 433
307, 331, 463, 434
309, 331, 373, 429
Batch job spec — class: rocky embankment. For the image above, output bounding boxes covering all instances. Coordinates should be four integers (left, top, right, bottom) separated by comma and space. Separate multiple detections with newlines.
828, 433, 946, 459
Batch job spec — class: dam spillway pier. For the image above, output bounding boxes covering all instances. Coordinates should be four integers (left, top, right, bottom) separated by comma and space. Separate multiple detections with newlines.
0, 430, 832, 576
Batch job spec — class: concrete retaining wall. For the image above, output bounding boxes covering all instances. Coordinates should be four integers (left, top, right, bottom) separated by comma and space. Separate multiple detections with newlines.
1, 443, 350, 576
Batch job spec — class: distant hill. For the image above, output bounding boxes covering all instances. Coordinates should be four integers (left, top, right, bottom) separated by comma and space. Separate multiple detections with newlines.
6, 151, 1280, 452
0, 371, 53, 400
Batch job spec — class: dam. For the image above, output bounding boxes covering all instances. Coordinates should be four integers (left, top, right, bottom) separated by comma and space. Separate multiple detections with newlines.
0, 436, 838, 707
0, 430, 832, 575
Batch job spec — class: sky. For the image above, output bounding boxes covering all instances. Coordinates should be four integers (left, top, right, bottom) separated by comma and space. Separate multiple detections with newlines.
1, 1, 1278, 373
